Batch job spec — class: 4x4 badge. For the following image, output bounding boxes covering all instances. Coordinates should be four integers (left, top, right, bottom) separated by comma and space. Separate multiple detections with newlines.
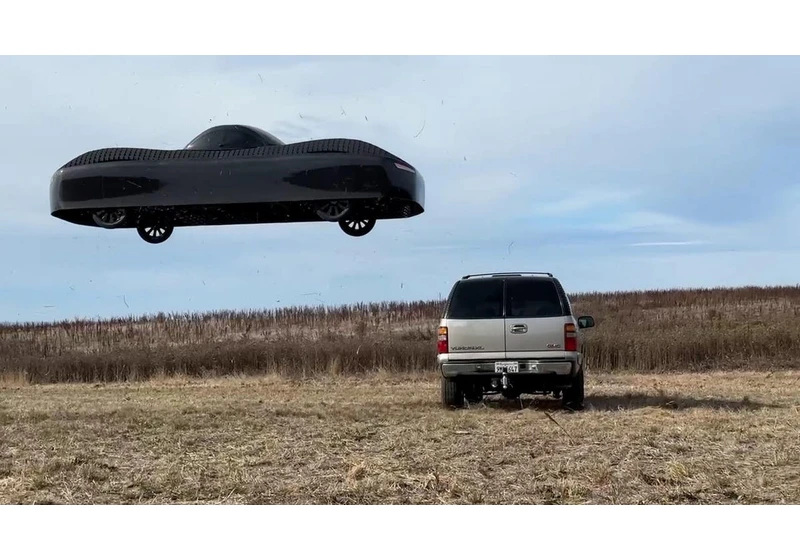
546, 343, 562, 349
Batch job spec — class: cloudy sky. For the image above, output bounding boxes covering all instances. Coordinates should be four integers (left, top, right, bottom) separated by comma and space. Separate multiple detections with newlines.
1, 55, 799, 322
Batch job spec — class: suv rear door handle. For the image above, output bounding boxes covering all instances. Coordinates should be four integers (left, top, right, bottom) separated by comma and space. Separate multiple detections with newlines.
510, 324, 528, 334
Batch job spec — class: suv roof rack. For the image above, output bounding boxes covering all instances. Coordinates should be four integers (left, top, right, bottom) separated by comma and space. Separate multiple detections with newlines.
461, 271, 554, 280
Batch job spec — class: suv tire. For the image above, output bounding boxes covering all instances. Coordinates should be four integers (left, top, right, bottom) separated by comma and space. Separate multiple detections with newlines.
441, 377, 465, 408
562, 367, 585, 410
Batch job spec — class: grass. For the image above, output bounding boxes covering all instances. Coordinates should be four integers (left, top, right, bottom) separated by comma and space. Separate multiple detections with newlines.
1, 370, 798, 504
3, 284, 800, 383
2, 284, 799, 504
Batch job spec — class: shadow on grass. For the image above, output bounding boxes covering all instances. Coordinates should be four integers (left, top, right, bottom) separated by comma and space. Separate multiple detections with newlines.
585, 392, 782, 412
478, 392, 780, 412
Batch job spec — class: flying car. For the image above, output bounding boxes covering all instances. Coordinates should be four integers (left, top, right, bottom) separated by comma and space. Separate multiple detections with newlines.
49, 124, 425, 244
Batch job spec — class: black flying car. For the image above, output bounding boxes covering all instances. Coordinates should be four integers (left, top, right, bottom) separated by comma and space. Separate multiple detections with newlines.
49, 124, 425, 244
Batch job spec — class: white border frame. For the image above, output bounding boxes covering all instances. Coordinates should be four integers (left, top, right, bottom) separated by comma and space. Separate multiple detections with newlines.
3, 0, 800, 54
1, 0, 799, 557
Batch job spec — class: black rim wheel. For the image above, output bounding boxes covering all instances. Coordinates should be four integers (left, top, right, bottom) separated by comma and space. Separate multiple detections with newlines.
338, 217, 376, 237
137, 224, 174, 244
316, 200, 351, 221
92, 209, 127, 228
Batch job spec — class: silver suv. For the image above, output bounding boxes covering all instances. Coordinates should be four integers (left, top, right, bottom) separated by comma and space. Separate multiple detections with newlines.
436, 272, 595, 409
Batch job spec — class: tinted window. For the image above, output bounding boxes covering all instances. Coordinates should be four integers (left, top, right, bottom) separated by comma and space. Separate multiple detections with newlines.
505, 278, 564, 318
222, 128, 265, 149
185, 129, 227, 150
447, 279, 504, 319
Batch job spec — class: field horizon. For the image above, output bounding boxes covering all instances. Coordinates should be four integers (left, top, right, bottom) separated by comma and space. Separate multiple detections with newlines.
3, 283, 800, 385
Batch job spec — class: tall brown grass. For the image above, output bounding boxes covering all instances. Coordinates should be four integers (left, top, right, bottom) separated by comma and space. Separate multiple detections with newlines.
2, 285, 800, 384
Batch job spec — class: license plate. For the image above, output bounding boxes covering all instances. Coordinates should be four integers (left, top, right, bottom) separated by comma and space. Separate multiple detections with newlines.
495, 361, 519, 373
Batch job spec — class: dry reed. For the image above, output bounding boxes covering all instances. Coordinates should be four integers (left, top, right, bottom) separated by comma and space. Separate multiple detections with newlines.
2, 285, 800, 384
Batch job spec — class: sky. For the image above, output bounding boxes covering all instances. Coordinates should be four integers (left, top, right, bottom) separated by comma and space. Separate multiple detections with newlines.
1, 55, 800, 323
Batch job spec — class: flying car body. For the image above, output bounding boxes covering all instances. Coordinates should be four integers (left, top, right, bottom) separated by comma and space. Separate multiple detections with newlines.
49, 124, 425, 244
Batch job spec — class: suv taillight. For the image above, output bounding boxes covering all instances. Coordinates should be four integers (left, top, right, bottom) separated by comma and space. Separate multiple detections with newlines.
565, 322, 578, 352
437, 326, 448, 354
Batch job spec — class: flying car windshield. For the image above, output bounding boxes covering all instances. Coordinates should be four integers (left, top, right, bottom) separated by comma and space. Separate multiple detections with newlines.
184, 125, 283, 150
246, 126, 285, 146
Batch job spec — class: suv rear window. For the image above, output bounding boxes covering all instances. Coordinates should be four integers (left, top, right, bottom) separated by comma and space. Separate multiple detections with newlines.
446, 279, 504, 319
505, 278, 564, 318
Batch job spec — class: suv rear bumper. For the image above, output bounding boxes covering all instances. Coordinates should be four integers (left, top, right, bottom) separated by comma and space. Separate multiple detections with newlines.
440, 359, 577, 378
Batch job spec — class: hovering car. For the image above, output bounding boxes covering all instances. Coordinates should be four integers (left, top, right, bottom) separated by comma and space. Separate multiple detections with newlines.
49, 124, 425, 244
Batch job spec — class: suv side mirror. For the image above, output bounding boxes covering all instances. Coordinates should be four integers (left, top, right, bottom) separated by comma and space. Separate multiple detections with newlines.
577, 315, 595, 329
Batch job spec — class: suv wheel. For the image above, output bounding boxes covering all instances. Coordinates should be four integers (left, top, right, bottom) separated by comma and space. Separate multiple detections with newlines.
441, 377, 465, 409
562, 367, 585, 410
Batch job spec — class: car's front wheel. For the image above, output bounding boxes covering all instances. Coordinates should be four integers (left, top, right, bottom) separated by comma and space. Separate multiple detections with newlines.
137, 224, 174, 244
339, 216, 376, 237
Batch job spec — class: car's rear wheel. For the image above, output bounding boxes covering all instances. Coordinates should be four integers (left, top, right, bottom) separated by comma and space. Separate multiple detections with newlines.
92, 208, 127, 229
562, 367, 585, 410
316, 200, 351, 222
137, 224, 174, 244
339, 216, 376, 237
441, 377, 465, 409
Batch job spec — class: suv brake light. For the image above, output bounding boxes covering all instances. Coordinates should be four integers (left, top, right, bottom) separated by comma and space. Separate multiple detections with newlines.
437, 326, 448, 354
564, 322, 578, 352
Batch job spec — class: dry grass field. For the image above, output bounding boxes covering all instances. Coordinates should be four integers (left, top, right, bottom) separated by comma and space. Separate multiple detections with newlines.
2, 285, 800, 504
2, 371, 798, 504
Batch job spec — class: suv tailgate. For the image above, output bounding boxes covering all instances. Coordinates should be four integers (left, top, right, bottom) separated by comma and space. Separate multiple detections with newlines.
504, 276, 569, 360
442, 278, 506, 361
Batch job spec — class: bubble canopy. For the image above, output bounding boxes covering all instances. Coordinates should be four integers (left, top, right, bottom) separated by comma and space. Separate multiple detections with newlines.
184, 124, 285, 150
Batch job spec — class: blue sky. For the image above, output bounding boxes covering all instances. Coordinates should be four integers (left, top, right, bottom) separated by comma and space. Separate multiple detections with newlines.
1, 55, 800, 323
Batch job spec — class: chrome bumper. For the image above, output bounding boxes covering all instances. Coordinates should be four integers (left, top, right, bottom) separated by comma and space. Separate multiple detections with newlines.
440, 360, 576, 378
